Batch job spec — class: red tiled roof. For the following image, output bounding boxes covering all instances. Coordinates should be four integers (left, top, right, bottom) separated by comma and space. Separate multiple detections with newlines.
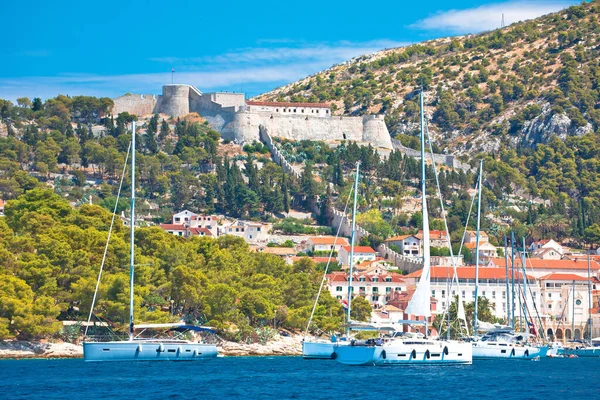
309, 237, 349, 245
385, 235, 418, 242
246, 100, 330, 109
340, 246, 376, 253
188, 227, 213, 236
417, 230, 448, 239
489, 257, 600, 270
405, 266, 534, 280
160, 224, 186, 231
538, 273, 588, 281
327, 271, 405, 283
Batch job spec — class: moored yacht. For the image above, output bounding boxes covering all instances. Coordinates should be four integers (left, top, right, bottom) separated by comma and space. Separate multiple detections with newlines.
471, 329, 543, 359
83, 122, 217, 362
333, 90, 472, 366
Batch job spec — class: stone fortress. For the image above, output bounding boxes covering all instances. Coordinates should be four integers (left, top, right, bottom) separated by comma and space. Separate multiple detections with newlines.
112, 84, 393, 149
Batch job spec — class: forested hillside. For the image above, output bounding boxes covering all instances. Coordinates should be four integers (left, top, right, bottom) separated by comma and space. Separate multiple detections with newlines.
254, 1, 600, 248
0, 188, 366, 341
258, 2, 598, 153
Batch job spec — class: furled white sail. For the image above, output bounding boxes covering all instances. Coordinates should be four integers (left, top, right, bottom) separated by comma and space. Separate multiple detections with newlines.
405, 197, 431, 317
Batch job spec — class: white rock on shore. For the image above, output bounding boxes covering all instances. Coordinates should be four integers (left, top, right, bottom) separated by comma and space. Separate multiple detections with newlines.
0, 341, 83, 359
0, 335, 305, 359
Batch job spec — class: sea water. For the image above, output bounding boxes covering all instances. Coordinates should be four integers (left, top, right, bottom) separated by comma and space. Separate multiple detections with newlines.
0, 357, 598, 399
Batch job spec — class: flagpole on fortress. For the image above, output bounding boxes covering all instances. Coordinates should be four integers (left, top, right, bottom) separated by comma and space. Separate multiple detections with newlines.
171, 68, 174, 84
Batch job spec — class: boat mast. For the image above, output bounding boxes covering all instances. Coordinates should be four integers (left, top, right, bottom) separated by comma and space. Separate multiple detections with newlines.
504, 235, 510, 324
572, 279, 576, 342
345, 162, 360, 336
588, 253, 593, 345
129, 121, 136, 341
473, 161, 483, 336
520, 237, 530, 341
510, 232, 516, 330
420, 89, 430, 337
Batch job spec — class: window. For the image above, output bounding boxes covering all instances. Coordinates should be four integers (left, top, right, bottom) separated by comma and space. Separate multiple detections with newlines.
257, 227, 261, 231
293, 109, 297, 112
301, 109, 304, 113
249, 235, 253, 239
385, 277, 392, 282
492, 291, 496, 299
396, 287, 402, 292
336, 286, 343, 292
336, 295, 342, 300
442, 290, 446, 298
326, 110, 329, 114
276, 109, 279, 112
372, 278, 378, 282
482, 291, 486, 297
372, 296, 378, 301
502, 291, 506, 299
548, 293, 552, 298
432, 290, 436, 297
462, 291, 465, 298
547, 304, 552, 309
386, 287, 392, 293
359, 287, 366, 293
372, 287, 379, 293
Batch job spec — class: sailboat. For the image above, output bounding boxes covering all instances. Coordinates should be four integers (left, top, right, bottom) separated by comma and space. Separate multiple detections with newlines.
83, 122, 218, 362
561, 254, 600, 357
471, 207, 543, 360
302, 163, 360, 359
333, 90, 472, 366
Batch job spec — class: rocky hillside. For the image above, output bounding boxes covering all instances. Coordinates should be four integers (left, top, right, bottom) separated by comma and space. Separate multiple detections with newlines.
255, 1, 599, 155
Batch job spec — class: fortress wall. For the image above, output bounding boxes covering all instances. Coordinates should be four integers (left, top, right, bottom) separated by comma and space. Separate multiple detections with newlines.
156, 85, 190, 117
222, 112, 393, 149
112, 94, 157, 116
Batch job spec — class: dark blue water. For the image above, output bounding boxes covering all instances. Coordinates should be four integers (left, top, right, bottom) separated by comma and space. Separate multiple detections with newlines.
0, 357, 598, 400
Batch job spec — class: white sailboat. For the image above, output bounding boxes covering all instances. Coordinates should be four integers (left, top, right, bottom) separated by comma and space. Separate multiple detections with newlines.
302, 163, 360, 359
83, 122, 218, 362
470, 167, 542, 360
333, 90, 472, 366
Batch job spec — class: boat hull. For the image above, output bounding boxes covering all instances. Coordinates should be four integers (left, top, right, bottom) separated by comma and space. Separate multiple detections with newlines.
83, 341, 218, 362
302, 341, 336, 359
559, 347, 600, 357
334, 340, 472, 366
472, 343, 543, 359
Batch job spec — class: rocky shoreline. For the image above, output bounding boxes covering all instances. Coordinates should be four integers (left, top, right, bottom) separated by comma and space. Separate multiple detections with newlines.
0, 335, 304, 359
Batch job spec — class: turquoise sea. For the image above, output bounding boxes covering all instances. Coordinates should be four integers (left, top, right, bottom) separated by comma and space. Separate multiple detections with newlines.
0, 357, 598, 400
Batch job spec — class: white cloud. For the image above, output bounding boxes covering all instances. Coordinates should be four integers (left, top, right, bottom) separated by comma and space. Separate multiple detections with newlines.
1, 40, 406, 101
413, 1, 579, 33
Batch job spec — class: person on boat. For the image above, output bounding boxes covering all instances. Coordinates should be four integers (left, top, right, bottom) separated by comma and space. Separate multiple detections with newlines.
331, 334, 337, 343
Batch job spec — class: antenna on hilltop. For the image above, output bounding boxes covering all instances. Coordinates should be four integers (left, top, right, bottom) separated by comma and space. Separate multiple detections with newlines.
501, 13, 505, 29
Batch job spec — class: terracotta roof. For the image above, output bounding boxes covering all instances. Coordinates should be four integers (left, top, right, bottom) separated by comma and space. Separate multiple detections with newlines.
246, 100, 330, 109
327, 271, 404, 283
464, 242, 497, 250
489, 257, 600, 270
291, 256, 338, 264
160, 224, 187, 231
385, 235, 418, 242
309, 236, 349, 245
405, 266, 534, 280
262, 247, 297, 256
188, 227, 212, 236
417, 230, 447, 239
340, 246, 376, 253
538, 273, 589, 281
465, 230, 489, 236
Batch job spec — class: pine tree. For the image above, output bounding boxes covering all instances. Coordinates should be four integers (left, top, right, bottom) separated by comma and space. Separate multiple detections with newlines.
159, 119, 170, 143
65, 122, 74, 139
282, 170, 290, 214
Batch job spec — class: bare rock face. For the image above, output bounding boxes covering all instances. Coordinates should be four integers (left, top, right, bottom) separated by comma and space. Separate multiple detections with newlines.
217, 334, 303, 356
522, 103, 593, 146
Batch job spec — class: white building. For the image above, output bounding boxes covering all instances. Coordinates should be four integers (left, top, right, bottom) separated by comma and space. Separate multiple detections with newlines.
384, 235, 421, 257
223, 220, 270, 243
465, 241, 498, 264
529, 239, 564, 256
327, 271, 406, 306
172, 210, 197, 225
159, 223, 187, 237
304, 236, 349, 253
338, 246, 377, 266
189, 214, 218, 236
404, 266, 541, 321
538, 273, 592, 341
245, 101, 331, 117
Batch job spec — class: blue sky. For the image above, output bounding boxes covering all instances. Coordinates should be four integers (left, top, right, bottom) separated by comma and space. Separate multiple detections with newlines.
1, 0, 580, 101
